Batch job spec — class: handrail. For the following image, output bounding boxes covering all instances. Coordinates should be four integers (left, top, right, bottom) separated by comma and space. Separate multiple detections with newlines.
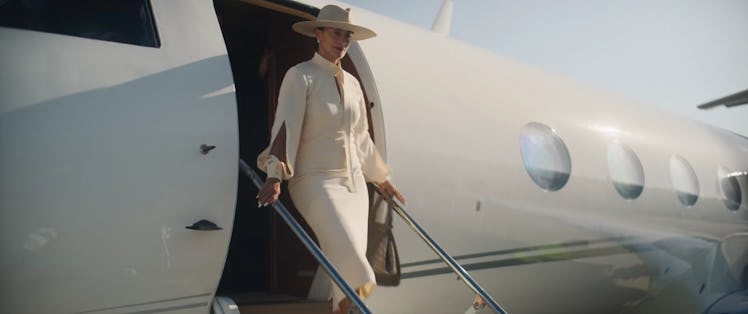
239, 159, 371, 314
373, 185, 509, 314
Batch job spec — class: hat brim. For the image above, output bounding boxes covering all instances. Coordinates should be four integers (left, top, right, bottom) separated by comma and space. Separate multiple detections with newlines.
292, 20, 376, 40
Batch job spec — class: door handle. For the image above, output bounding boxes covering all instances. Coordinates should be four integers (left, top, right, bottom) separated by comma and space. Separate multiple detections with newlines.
185, 219, 222, 231
200, 144, 216, 155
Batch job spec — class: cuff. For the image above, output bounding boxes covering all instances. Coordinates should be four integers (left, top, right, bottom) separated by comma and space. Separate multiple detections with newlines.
263, 155, 287, 181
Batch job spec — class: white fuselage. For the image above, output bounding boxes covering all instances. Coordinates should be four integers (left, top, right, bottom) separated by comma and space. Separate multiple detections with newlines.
347, 4, 748, 313
1, 1, 746, 313
1, 1, 237, 313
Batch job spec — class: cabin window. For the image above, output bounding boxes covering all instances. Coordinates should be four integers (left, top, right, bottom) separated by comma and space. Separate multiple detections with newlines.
519, 122, 571, 191
718, 166, 742, 211
670, 155, 699, 206
606, 141, 644, 200
0, 0, 160, 47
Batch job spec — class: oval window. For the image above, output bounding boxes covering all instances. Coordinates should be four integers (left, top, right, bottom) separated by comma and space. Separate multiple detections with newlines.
519, 122, 571, 191
718, 166, 742, 211
607, 141, 644, 199
670, 155, 699, 206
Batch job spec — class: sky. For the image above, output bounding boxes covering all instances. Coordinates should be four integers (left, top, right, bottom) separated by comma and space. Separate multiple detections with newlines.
343, 0, 748, 136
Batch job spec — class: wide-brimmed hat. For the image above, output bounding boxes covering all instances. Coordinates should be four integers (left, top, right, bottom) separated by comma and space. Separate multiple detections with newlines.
292, 5, 376, 40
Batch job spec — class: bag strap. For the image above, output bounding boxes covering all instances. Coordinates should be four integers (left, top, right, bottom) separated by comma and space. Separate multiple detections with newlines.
370, 190, 394, 228
383, 195, 394, 227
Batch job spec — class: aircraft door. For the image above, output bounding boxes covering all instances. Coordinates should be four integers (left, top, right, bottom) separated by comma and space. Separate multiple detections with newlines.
0, 1, 237, 313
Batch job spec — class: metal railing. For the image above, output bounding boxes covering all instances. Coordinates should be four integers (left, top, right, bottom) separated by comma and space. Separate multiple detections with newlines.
241, 157, 508, 313
372, 184, 509, 314
239, 159, 371, 314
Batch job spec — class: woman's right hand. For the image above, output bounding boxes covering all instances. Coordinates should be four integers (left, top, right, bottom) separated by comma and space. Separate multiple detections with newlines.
257, 178, 281, 207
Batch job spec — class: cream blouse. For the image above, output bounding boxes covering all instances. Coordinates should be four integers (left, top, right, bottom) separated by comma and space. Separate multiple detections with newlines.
258, 53, 390, 192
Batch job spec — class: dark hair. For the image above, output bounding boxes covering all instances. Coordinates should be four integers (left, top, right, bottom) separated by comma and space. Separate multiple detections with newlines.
314, 28, 320, 51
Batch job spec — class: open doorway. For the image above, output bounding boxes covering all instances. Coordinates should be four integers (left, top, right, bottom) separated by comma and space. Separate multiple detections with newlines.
212, 0, 382, 304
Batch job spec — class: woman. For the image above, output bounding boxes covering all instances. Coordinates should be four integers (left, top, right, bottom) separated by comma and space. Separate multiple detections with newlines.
256, 5, 405, 314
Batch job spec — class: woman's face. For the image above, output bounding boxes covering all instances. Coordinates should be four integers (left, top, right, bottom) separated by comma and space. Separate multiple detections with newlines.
315, 27, 352, 63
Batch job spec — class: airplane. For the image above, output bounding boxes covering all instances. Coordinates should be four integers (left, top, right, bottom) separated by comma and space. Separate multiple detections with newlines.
698, 89, 748, 110
1, 0, 746, 313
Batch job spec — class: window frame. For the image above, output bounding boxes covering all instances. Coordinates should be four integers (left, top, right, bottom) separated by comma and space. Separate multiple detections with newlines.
0, 0, 161, 48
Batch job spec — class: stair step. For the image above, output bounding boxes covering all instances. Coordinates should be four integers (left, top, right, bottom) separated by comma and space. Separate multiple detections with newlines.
239, 301, 331, 314
222, 293, 332, 314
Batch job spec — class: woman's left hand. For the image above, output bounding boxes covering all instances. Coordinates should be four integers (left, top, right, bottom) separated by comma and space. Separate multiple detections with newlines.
377, 180, 406, 205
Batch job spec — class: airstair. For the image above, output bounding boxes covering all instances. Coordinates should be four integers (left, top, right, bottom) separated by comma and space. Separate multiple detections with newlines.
212, 160, 510, 314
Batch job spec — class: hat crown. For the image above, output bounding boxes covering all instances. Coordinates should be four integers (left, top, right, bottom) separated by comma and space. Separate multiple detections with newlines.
316, 5, 351, 24
291, 5, 376, 40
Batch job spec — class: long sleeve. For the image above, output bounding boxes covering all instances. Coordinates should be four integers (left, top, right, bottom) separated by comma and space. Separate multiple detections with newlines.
355, 97, 390, 183
257, 66, 308, 180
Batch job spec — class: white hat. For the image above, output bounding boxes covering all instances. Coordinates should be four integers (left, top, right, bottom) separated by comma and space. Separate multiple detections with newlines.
292, 5, 376, 40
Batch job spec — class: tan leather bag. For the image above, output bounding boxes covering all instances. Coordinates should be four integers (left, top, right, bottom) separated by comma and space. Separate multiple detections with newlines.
366, 192, 401, 286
